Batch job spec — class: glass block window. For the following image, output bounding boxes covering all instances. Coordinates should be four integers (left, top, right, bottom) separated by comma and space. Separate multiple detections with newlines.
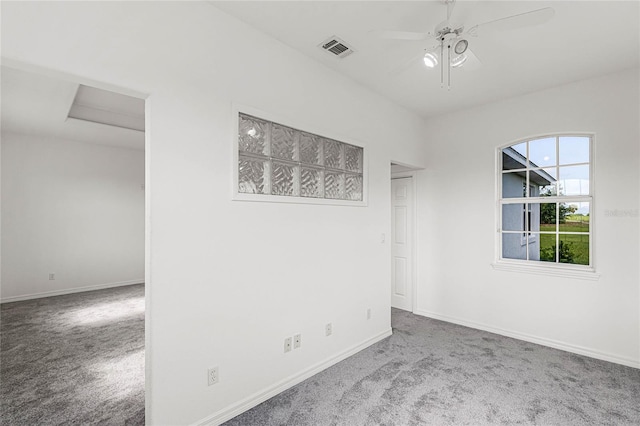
498, 135, 593, 268
237, 113, 364, 201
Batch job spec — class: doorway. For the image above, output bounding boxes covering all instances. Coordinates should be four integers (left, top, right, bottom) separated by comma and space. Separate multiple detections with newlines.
0, 64, 147, 424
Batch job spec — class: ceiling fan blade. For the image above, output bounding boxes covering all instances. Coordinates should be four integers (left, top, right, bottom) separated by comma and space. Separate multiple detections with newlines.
467, 7, 555, 37
461, 48, 482, 71
446, 0, 457, 20
388, 51, 426, 76
371, 30, 432, 41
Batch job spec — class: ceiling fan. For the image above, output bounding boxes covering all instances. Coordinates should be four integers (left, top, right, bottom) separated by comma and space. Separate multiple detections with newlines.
376, 0, 555, 89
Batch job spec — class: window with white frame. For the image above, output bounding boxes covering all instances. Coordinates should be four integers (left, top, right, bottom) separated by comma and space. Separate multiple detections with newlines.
237, 113, 364, 201
499, 135, 592, 267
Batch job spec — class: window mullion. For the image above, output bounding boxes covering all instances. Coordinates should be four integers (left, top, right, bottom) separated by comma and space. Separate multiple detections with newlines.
555, 201, 560, 263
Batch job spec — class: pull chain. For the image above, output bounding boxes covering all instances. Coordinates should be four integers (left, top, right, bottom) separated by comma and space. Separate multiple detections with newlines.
440, 40, 444, 88
447, 43, 451, 91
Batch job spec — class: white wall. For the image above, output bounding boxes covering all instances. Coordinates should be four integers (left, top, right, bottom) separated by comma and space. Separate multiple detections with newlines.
1, 133, 145, 301
0, 2, 428, 424
416, 68, 640, 368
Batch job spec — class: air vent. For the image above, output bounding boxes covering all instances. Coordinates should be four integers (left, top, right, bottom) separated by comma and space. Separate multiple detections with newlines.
319, 36, 355, 59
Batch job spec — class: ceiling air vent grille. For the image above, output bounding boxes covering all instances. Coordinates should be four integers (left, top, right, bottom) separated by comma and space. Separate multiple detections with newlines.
319, 36, 355, 59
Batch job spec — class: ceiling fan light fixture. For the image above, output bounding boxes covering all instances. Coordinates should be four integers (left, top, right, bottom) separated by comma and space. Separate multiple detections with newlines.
451, 53, 468, 68
423, 51, 439, 68
454, 39, 468, 55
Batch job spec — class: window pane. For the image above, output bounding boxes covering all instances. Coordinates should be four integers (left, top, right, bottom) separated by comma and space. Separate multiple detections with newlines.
532, 202, 557, 233
502, 144, 527, 171
559, 202, 589, 232
502, 172, 527, 198
324, 139, 343, 169
345, 174, 363, 201
271, 162, 296, 196
538, 233, 557, 263
512, 142, 527, 158
525, 203, 537, 233
300, 133, 321, 165
530, 168, 557, 196
300, 167, 322, 198
324, 171, 345, 199
238, 157, 267, 194
559, 234, 589, 265
559, 136, 589, 165
345, 145, 363, 172
502, 233, 526, 260
239, 115, 268, 155
529, 137, 556, 168
502, 204, 525, 231
271, 124, 295, 160
558, 165, 589, 196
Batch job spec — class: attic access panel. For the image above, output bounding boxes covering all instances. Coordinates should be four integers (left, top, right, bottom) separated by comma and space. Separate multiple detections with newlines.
68, 85, 145, 132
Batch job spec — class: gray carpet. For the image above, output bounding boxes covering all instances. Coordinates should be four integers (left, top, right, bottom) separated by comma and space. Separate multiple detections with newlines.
224, 308, 640, 425
0, 284, 145, 425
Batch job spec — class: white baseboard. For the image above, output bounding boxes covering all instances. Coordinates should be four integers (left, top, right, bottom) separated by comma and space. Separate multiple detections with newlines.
0, 279, 144, 303
414, 309, 639, 369
195, 328, 393, 426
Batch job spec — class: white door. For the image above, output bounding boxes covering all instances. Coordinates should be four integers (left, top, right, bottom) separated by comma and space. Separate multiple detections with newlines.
391, 177, 413, 311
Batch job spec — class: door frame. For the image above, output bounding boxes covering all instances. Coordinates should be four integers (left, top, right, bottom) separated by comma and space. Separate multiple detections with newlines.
390, 169, 418, 313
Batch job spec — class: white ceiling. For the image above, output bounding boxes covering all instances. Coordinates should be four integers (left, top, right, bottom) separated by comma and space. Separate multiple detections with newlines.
2, 1, 637, 142
1, 66, 145, 150
212, 0, 640, 118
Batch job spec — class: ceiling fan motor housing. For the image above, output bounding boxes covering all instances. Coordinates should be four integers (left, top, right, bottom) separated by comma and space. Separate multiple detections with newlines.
435, 20, 464, 39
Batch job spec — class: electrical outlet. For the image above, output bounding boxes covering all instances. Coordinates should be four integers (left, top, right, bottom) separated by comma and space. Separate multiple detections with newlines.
293, 334, 301, 349
325, 323, 332, 336
208, 366, 219, 386
49, 273, 55, 280
284, 337, 292, 353
367, 308, 371, 320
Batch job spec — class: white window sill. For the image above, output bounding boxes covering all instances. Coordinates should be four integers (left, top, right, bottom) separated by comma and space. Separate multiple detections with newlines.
491, 261, 600, 281
233, 192, 367, 207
